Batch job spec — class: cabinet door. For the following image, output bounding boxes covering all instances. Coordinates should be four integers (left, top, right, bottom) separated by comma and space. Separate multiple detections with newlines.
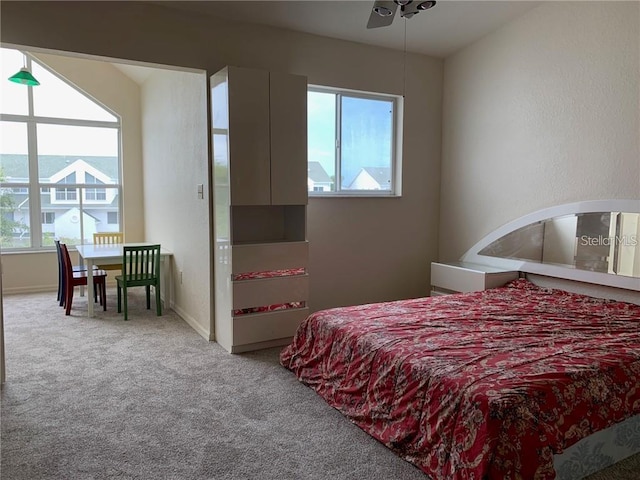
228, 67, 271, 205
269, 72, 308, 205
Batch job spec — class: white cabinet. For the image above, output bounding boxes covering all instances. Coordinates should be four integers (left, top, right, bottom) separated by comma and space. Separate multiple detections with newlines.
269, 71, 308, 205
430, 262, 518, 296
213, 66, 307, 207
212, 66, 309, 353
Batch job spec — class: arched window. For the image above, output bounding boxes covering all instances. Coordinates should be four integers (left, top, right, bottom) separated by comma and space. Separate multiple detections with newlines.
0, 48, 122, 248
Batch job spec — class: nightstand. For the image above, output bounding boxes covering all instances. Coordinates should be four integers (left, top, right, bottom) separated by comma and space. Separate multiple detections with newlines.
430, 262, 519, 296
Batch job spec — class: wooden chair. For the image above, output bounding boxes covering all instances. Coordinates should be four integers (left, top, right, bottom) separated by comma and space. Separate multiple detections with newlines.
93, 232, 123, 245
55, 239, 98, 307
93, 232, 124, 271
115, 244, 162, 321
60, 243, 108, 316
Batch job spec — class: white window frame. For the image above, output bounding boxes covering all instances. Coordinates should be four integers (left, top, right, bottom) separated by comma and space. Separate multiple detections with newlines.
0, 50, 122, 251
308, 85, 401, 197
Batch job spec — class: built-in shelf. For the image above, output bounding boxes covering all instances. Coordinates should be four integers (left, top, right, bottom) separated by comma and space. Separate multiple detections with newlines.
232, 205, 306, 244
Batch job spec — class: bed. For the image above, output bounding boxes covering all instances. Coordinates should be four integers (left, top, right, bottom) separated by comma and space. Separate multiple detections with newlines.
280, 278, 640, 479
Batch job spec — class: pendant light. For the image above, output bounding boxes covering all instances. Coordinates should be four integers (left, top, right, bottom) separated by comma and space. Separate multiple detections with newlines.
8, 55, 39, 86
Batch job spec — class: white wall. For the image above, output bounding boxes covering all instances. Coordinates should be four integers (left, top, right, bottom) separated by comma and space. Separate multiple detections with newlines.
440, 1, 639, 261
1, 1, 443, 321
141, 69, 210, 338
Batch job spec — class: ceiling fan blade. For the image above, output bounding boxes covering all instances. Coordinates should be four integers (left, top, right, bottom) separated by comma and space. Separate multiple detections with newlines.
366, 1, 398, 29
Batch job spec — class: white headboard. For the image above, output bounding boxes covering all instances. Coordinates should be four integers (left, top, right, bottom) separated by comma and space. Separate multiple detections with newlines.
462, 199, 640, 293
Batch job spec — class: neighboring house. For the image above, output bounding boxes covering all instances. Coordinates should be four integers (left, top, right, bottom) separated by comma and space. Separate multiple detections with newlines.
307, 161, 332, 192
54, 207, 99, 240
348, 167, 391, 191
1, 154, 120, 243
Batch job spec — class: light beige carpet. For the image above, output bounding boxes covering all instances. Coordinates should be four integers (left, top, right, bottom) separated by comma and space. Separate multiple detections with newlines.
1, 290, 639, 480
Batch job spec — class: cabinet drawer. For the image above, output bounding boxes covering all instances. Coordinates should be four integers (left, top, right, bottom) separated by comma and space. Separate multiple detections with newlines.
232, 241, 308, 274
233, 307, 309, 346
232, 274, 309, 310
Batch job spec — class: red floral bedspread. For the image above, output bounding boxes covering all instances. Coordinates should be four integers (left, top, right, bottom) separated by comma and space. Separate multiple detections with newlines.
280, 279, 640, 479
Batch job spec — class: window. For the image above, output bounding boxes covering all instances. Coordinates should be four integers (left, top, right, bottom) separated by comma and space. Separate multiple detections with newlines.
55, 173, 78, 201
307, 86, 399, 196
0, 48, 121, 249
85, 173, 107, 201
41, 212, 55, 224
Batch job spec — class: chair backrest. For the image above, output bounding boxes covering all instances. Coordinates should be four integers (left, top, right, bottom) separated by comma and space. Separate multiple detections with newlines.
55, 239, 64, 296
122, 244, 161, 280
55, 239, 63, 272
93, 232, 123, 245
59, 243, 74, 286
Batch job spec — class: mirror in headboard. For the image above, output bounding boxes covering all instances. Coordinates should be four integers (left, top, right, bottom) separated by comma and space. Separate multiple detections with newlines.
462, 200, 640, 291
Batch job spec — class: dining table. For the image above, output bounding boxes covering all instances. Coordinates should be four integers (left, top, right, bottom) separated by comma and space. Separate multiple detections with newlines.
75, 243, 173, 317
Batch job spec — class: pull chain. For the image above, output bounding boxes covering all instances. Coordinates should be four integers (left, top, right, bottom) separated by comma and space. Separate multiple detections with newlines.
403, 18, 407, 99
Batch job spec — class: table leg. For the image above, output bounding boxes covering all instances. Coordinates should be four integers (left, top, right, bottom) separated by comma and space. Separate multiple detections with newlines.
79, 256, 85, 297
87, 259, 95, 317
160, 255, 171, 309
162, 257, 173, 309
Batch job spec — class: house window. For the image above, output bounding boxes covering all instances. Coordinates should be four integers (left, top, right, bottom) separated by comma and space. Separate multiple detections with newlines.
55, 173, 78, 201
85, 173, 107, 201
0, 47, 122, 249
307, 86, 399, 196
107, 211, 118, 224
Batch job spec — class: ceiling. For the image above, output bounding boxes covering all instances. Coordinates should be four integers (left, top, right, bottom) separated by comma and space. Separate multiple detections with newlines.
155, 0, 541, 58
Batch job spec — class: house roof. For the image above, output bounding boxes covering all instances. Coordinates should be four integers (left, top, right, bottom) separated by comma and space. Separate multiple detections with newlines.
1, 154, 119, 181
360, 167, 391, 187
308, 161, 331, 183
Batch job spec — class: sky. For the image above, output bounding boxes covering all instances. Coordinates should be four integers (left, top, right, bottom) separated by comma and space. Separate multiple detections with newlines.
1, 48, 118, 158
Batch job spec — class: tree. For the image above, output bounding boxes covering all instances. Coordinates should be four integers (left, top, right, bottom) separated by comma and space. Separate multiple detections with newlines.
0, 167, 29, 246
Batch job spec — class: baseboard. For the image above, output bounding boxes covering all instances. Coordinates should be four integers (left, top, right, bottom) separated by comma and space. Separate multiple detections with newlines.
170, 302, 210, 341
3, 285, 57, 295
3, 279, 118, 295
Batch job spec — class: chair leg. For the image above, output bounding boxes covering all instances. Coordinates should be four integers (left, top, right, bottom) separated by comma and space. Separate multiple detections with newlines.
64, 284, 73, 316
102, 281, 107, 311
117, 285, 122, 313
57, 268, 63, 303
146, 285, 151, 310
59, 277, 66, 307
123, 286, 128, 321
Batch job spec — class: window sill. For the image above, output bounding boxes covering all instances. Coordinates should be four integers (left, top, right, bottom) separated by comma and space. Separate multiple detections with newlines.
309, 193, 402, 199
0, 248, 56, 255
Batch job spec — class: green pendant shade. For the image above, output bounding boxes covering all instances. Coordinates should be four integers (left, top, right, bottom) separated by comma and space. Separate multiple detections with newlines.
8, 67, 40, 86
